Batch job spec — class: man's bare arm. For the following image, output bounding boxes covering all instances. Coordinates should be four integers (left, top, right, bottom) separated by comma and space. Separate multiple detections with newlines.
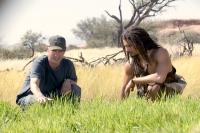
30, 78, 52, 103
132, 48, 172, 84
120, 62, 135, 99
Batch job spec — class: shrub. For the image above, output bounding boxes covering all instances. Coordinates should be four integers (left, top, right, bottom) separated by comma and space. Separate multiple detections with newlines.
0, 47, 32, 59
158, 31, 200, 45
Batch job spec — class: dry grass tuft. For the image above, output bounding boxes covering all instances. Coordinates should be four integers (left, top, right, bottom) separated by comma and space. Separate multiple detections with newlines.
0, 47, 199, 104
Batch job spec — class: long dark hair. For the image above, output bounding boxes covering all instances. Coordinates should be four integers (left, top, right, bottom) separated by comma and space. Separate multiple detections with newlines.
121, 27, 160, 62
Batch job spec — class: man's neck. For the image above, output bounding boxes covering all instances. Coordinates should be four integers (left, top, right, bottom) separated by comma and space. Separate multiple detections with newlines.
48, 61, 60, 70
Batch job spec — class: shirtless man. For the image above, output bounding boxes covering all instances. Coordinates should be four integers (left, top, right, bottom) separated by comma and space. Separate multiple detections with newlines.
120, 27, 184, 100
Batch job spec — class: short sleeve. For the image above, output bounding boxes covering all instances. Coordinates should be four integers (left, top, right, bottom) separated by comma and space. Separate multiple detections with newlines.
65, 60, 77, 82
30, 57, 45, 80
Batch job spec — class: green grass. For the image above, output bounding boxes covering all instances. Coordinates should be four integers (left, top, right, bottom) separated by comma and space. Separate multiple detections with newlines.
1, 96, 200, 133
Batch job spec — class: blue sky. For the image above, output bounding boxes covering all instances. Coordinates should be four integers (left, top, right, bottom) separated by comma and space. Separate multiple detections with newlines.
0, 0, 199, 45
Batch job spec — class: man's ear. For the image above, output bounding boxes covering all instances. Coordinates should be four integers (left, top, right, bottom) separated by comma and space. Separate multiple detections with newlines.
46, 46, 50, 52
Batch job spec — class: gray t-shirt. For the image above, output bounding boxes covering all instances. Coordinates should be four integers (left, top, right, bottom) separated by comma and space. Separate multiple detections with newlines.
16, 55, 77, 102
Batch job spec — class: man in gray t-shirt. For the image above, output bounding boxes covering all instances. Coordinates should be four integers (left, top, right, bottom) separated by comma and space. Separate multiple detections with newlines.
16, 35, 81, 106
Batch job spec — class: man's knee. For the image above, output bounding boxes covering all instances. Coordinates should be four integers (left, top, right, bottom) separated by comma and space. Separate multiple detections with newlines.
71, 84, 81, 97
17, 95, 37, 106
69, 84, 81, 103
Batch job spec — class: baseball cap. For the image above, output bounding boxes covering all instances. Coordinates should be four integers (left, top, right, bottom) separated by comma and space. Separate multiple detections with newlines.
48, 35, 66, 51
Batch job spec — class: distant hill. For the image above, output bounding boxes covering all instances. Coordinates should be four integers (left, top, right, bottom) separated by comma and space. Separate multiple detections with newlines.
140, 19, 200, 45
157, 19, 200, 28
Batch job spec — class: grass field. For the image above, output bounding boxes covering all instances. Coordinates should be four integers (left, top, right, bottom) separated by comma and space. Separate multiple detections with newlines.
0, 47, 200, 132
1, 96, 200, 132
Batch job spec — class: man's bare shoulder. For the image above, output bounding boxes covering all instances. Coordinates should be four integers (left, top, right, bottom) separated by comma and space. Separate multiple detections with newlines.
154, 47, 170, 60
153, 48, 172, 72
157, 47, 169, 53
124, 61, 134, 75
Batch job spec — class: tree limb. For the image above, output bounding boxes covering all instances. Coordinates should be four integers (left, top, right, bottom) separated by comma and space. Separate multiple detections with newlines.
104, 10, 121, 23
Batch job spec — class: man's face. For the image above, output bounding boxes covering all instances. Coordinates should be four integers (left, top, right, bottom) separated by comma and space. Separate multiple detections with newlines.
123, 40, 139, 56
47, 48, 65, 65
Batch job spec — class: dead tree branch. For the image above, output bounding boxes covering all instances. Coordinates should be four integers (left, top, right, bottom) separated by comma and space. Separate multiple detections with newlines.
22, 50, 125, 70
88, 50, 124, 66
105, 0, 177, 46
22, 57, 37, 71
25, 42, 35, 58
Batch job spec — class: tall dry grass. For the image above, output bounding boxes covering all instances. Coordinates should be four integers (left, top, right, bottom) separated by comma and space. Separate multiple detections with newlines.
173, 56, 200, 97
0, 47, 200, 104
76, 65, 123, 101
0, 70, 25, 103
0, 65, 123, 104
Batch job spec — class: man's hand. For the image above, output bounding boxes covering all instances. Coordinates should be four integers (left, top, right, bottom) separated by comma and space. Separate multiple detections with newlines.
120, 91, 126, 100
123, 79, 135, 98
125, 79, 134, 92
36, 95, 53, 103
61, 79, 72, 95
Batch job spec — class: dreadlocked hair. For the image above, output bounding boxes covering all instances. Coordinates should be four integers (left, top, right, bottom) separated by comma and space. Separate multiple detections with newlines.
121, 26, 160, 63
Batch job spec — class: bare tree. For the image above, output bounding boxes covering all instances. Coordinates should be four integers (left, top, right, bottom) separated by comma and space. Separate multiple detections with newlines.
177, 25, 194, 56
21, 30, 42, 58
105, 0, 177, 46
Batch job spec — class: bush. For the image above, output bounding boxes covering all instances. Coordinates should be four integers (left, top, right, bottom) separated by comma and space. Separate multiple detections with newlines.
0, 47, 33, 59
87, 38, 117, 48
159, 31, 200, 45
184, 32, 200, 44
34, 43, 47, 52
139, 21, 159, 42
66, 45, 80, 50
73, 16, 118, 48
